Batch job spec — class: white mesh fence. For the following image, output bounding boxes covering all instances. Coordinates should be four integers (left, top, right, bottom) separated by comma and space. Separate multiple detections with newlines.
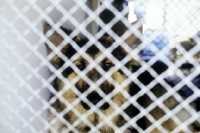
0, 0, 200, 133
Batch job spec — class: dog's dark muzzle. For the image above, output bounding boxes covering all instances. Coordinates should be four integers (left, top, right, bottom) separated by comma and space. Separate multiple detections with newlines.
81, 91, 110, 110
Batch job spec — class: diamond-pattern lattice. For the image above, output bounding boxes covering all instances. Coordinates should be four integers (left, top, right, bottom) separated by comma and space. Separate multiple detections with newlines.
0, 0, 200, 133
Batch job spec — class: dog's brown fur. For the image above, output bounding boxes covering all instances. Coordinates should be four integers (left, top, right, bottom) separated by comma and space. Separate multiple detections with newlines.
44, 22, 143, 133
141, 84, 200, 133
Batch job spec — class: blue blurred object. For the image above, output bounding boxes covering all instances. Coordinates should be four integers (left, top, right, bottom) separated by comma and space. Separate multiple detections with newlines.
139, 31, 169, 61
139, 30, 200, 111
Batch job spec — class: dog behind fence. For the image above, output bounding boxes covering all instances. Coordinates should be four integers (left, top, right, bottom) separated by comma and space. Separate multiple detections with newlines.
0, 0, 200, 133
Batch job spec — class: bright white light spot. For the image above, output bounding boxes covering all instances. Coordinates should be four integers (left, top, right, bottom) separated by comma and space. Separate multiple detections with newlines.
128, 1, 137, 23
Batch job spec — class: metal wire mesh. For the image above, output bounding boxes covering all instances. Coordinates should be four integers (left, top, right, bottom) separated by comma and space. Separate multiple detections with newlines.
0, 0, 200, 133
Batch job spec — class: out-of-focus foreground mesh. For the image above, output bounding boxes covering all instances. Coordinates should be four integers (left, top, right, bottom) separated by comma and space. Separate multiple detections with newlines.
0, 0, 200, 133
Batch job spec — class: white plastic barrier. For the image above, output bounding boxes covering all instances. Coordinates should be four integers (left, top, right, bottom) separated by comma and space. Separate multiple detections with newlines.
0, 0, 200, 133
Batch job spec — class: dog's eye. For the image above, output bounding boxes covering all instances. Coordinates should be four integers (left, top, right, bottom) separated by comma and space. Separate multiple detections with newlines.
76, 63, 85, 70
102, 62, 113, 71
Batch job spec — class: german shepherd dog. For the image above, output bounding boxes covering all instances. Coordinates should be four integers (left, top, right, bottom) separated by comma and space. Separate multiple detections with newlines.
44, 22, 200, 133
44, 22, 143, 133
